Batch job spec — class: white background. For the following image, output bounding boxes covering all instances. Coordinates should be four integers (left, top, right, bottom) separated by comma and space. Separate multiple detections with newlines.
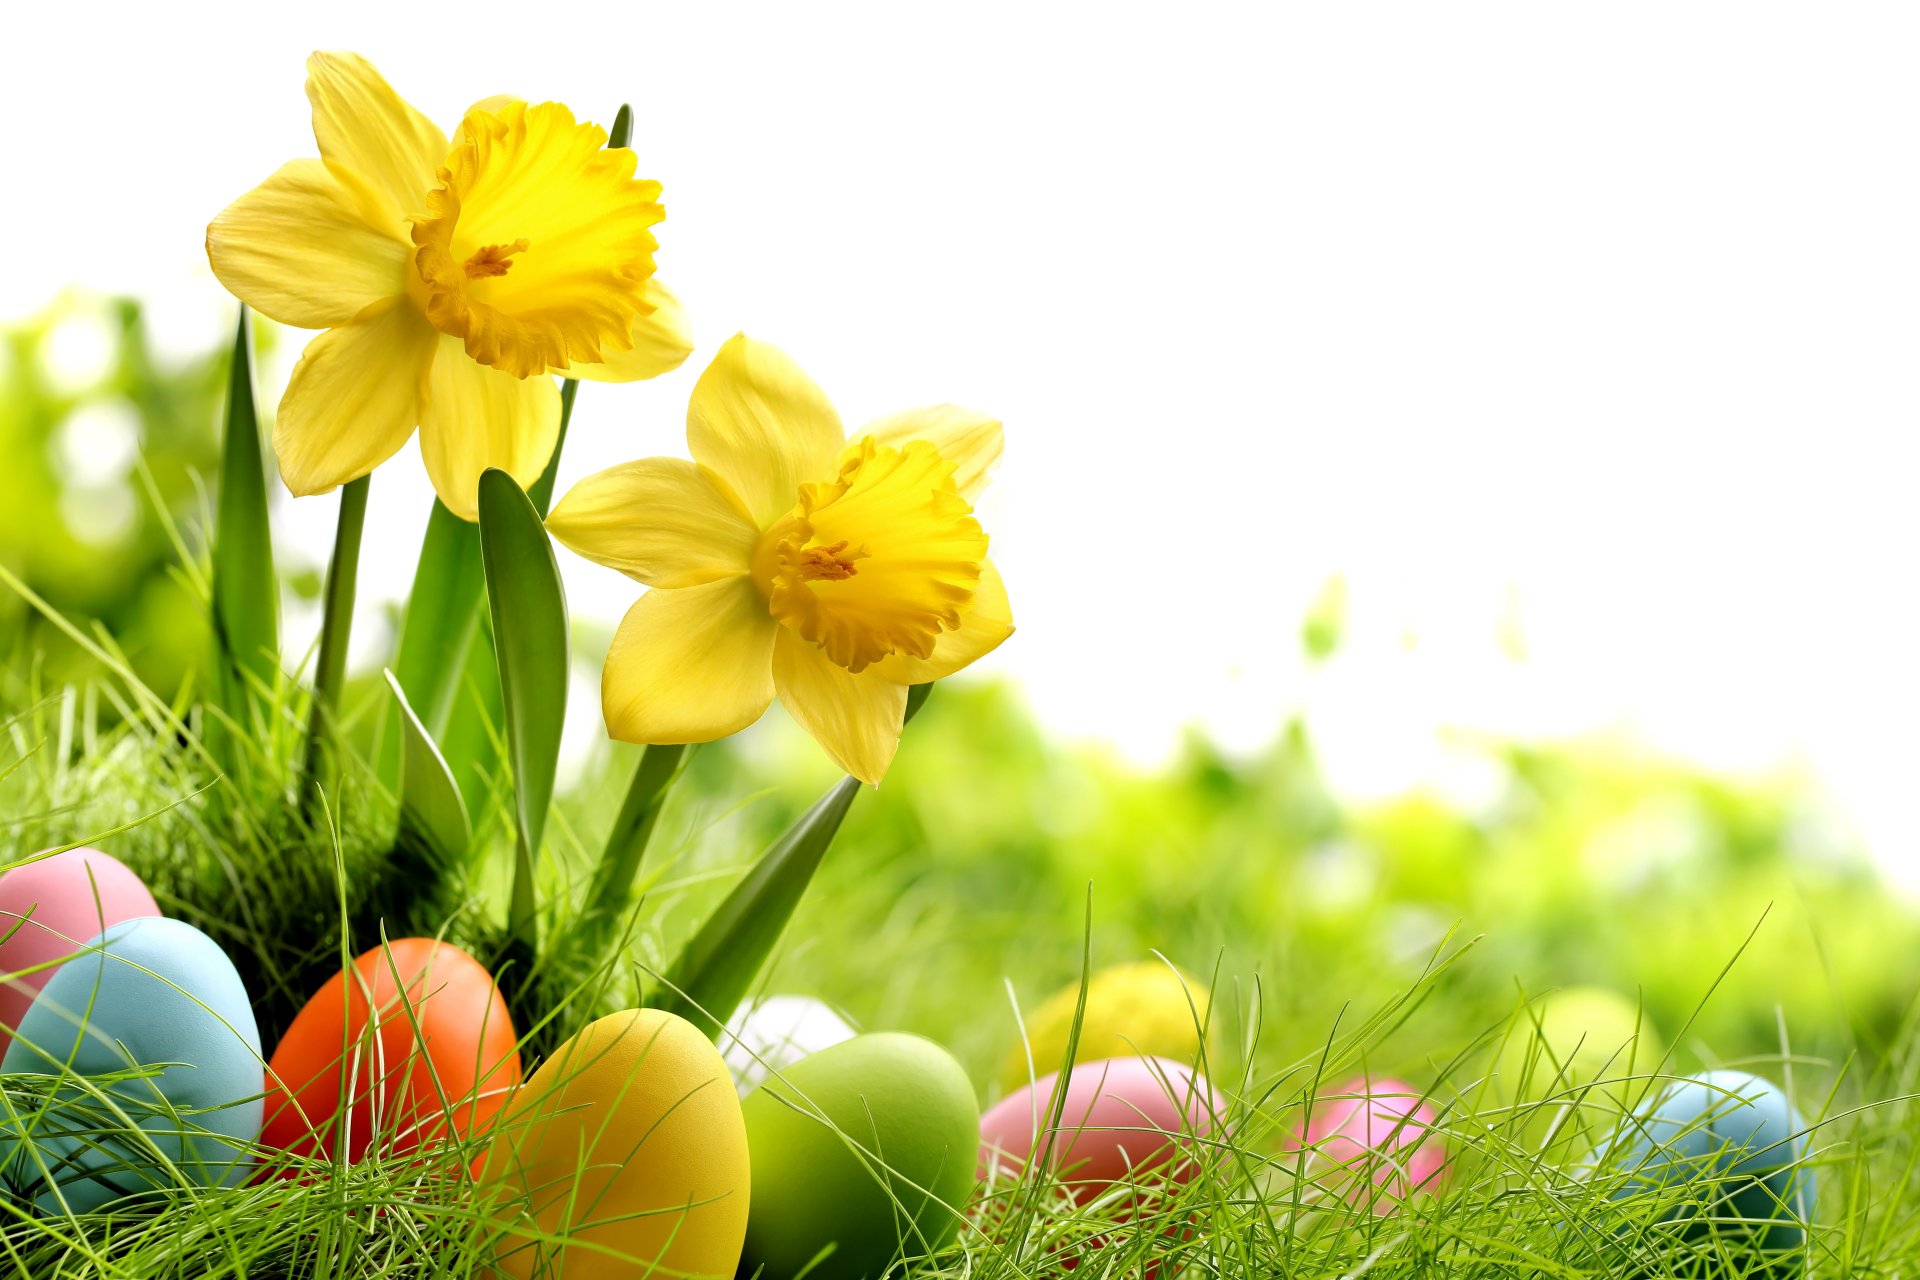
5, 4, 1918, 877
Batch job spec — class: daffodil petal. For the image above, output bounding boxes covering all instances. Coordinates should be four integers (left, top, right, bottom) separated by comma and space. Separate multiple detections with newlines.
206, 159, 408, 329
603, 580, 777, 743
273, 296, 436, 497
858, 405, 1004, 502
873, 558, 1014, 684
687, 334, 845, 526
417, 335, 563, 521
562, 279, 693, 384
306, 51, 448, 236
548, 458, 757, 588
772, 630, 908, 785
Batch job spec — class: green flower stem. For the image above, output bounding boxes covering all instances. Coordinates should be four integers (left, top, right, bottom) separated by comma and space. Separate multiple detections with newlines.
528, 379, 580, 514
580, 742, 686, 943
299, 474, 370, 820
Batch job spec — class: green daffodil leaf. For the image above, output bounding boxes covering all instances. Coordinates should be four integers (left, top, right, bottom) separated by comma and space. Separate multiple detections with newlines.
478, 467, 569, 951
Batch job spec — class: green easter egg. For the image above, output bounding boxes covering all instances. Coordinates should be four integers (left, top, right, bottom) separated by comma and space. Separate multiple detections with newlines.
1494, 987, 1658, 1147
742, 1032, 979, 1280
1000, 961, 1208, 1094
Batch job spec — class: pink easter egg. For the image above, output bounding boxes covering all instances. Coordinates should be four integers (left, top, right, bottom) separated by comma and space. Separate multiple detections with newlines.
980, 1055, 1219, 1200
1295, 1075, 1445, 1212
0, 847, 160, 1047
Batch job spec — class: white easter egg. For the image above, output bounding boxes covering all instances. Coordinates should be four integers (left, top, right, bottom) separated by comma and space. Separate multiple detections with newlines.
721, 995, 857, 1097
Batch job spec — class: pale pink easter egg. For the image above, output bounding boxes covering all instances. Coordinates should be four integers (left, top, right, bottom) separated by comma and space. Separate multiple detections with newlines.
0, 847, 160, 1046
979, 1055, 1220, 1200
1296, 1075, 1445, 1212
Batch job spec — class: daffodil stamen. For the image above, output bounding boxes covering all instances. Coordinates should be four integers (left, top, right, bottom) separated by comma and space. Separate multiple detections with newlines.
464, 239, 529, 278
769, 439, 987, 673
796, 541, 865, 582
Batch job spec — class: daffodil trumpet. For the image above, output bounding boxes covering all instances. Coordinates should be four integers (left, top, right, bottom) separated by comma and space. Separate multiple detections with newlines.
548, 334, 1014, 786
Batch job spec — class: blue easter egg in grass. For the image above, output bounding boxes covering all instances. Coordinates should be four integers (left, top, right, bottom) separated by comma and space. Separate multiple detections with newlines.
1598, 1070, 1814, 1256
1, 917, 264, 1213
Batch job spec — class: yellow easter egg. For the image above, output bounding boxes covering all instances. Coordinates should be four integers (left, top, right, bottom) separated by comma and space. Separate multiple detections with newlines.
483, 1009, 749, 1279
1494, 986, 1658, 1109
999, 961, 1209, 1094
1490, 986, 1661, 1152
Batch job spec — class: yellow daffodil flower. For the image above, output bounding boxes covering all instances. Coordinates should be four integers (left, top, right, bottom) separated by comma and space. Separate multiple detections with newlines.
206, 52, 690, 520
547, 335, 1014, 784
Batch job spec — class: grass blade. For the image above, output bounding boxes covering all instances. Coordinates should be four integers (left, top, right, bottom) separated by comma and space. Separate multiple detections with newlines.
652, 775, 863, 1038
384, 670, 470, 869
208, 309, 278, 764
477, 468, 568, 952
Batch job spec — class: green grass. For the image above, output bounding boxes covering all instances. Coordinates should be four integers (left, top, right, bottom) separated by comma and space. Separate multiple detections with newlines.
0, 633, 1916, 1279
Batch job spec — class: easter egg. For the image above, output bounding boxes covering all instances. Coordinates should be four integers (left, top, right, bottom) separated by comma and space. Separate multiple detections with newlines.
1000, 962, 1208, 1093
0, 846, 159, 1048
0, 916, 262, 1212
1294, 1076, 1445, 1212
262, 937, 520, 1165
1597, 1070, 1813, 1252
980, 1056, 1219, 1200
742, 1032, 979, 1280
722, 994, 857, 1097
484, 1009, 749, 1279
1494, 987, 1658, 1126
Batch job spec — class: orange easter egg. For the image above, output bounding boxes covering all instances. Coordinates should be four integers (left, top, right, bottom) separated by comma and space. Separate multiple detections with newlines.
262, 938, 520, 1165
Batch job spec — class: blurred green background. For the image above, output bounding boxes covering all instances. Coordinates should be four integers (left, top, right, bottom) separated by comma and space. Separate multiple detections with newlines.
3, 295, 1911, 1090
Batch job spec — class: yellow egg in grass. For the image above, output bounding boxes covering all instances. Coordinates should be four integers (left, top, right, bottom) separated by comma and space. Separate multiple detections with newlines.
1000, 961, 1210, 1093
1484, 985, 1663, 1157
483, 1009, 750, 1280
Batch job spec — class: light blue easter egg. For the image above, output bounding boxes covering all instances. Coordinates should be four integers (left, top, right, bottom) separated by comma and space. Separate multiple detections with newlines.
1599, 1069, 1813, 1254
1, 916, 263, 1212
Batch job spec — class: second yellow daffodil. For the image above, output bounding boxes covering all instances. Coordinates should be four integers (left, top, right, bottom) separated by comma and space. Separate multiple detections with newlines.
548, 335, 1014, 783
206, 52, 691, 519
